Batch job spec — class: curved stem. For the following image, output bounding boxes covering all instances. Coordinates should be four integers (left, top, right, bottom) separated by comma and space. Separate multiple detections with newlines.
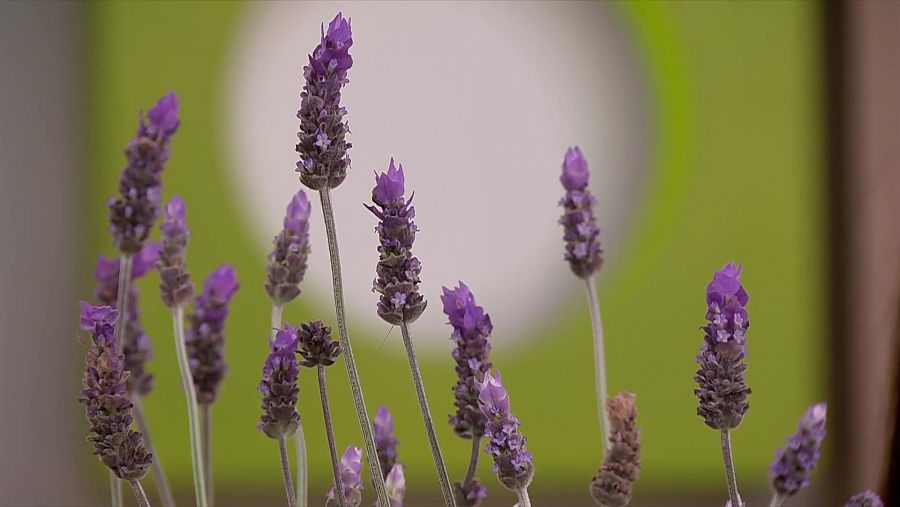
278, 433, 297, 507
129, 479, 152, 507
172, 305, 208, 507
318, 365, 345, 507
464, 436, 481, 484
111, 472, 123, 507
294, 425, 308, 507
584, 276, 610, 448
770, 493, 785, 507
400, 322, 457, 507
115, 254, 133, 354
318, 188, 390, 506
133, 397, 176, 507
720, 429, 741, 507
270, 303, 283, 344
515, 487, 532, 507
202, 404, 214, 506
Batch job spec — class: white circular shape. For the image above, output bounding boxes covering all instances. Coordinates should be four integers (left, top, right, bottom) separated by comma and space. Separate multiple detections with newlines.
223, 1, 648, 352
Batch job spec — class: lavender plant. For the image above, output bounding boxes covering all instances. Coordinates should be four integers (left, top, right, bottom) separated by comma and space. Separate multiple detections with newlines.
326, 446, 364, 507
296, 320, 344, 506
259, 325, 302, 507
157, 195, 207, 507
385, 463, 407, 507
768, 403, 826, 506
187, 264, 239, 504
558, 147, 610, 449
589, 393, 641, 507
295, 12, 389, 505
366, 160, 455, 506
373, 406, 407, 507
845, 491, 885, 507
265, 189, 313, 507
443, 282, 492, 507
695, 263, 751, 507
78, 303, 154, 507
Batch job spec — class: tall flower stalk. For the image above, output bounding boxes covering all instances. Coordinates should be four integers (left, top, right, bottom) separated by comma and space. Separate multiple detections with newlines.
266, 189, 313, 506
694, 263, 751, 507
187, 265, 240, 504
295, 12, 389, 505
589, 393, 641, 507
259, 325, 302, 507
768, 403, 826, 507
157, 196, 207, 507
442, 283, 492, 507
78, 303, 154, 507
366, 160, 455, 506
558, 146, 609, 448
296, 320, 344, 507
476, 371, 534, 506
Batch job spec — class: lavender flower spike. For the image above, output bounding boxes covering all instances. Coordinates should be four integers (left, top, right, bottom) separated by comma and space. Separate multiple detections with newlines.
78, 303, 153, 481
694, 262, 751, 430
187, 264, 240, 404
769, 403, 826, 503
366, 159, 426, 324
558, 147, 603, 278
590, 393, 641, 507
477, 371, 534, 494
327, 446, 364, 507
258, 325, 301, 439
266, 190, 312, 305
385, 464, 407, 507
373, 406, 400, 478
296, 13, 353, 190
109, 92, 180, 254
845, 491, 884, 507
158, 195, 195, 308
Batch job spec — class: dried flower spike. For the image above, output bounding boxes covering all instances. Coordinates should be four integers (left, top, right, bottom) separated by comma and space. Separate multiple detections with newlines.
477, 370, 534, 492
769, 403, 826, 499
78, 302, 153, 481
296, 320, 342, 368
187, 264, 240, 405
589, 393, 641, 507
266, 190, 312, 305
558, 147, 603, 278
109, 92, 180, 254
296, 13, 353, 190
366, 159, 426, 324
694, 262, 751, 430
845, 491, 884, 507
373, 406, 400, 478
158, 195, 195, 308
258, 325, 301, 440
326, 446, 364, 507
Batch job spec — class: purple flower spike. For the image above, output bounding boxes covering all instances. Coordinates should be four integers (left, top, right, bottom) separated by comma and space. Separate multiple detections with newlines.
769, 403, 827, 498
385, 463, 406, 507
296, 320, 342, 368
158, 195, 194, 308
258, 324, 300, 439
366, 159, 426, 325
296, 13, 354, 189
443, 282, 494, 440
327, 445, 364, 507
558, 146, 603, 278
266, 190, 312, 305
455, 479, 488, 507
694, 262, 751, 430
373, 405, 400, 478
845, 491, 884, 507
477, 370, 534, 491
590, 393, 641, 507
109, 92, 180, 254
187, 265, 240, 405
79, 303, 152, 480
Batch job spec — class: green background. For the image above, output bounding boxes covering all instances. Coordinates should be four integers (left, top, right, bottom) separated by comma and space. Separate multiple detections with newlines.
85, 0, 826, 500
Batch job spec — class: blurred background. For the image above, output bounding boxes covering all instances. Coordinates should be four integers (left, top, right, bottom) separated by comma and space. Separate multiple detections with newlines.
1, 1, 898, 506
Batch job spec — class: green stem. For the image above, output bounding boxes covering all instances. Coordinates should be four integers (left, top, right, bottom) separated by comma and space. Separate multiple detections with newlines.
399, 322, 456, 507
584, 276, 610, 449
133, 397, 176, 507
270, 303, 283, 344
721, 429, 741, 507
110, 472, 123, 507
278, 433, 297, 507
515, 487, 532, 507
202, 404, 214, 505
318, 188, 389, 507
464, 436, 481, 484
115, 254, 133, 354
172, 305, 208, 507
770, 493, 785, 507
318, 365, 345, 507
129, 479, 152, 507
294, 426, 308, 507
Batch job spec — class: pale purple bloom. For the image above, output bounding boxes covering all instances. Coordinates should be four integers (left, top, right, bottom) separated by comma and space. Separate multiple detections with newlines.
327, 445, 364, 507
769, 402, 827, 497
845, 491, 883, 507
455, 479, 488, 507
266, 190, 312, 305
258, 325, 300, 439
187, 265, 240, 405
385, 464, 406, 507
558, 146, 603, 278
158, 195, 194, 308
694, 262, 751, 430
477, 370, 533, 491
590, 393, 641, 507
373, 405, 399, 478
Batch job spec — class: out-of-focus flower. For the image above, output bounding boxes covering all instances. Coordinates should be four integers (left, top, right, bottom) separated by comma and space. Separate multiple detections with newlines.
266, 190, 311, 305
769, 403, 827, 498
326, 445, 364, 507
158, 196, 194, 308
589, 393, 641, 507
385, 463, 406, 507
258, 325, 300, 439
558, 147, 603, 278
187, 265, 240, 405
844, 491, 884, 507
373, 405, 399, 478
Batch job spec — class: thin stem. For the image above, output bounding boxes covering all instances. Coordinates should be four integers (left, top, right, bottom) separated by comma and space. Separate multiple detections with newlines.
318, 365, 345, 507
133, 397, 176, 507
278, 433, 297, 507
770, 493, 785, 507
129, 480, 152, 507
400, 322, 457, 507
111, 473, 123, 507
294, 425, 308, 507
270, 303, 283, 344
464, 436, 481, 484
584, 276, 611, 449
515, 487, 532, 507
115, 254, 133, 354
172, 305, 208, 507
318, 187, 390, 507
720, 429, 741, 507
202, 404, 214, 506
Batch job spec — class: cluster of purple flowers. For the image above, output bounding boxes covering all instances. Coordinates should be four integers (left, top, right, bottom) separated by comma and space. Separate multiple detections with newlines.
326, 446, 364, 507
477, 371, 533, 491
373, 406, 406, 507
558, 147, 603, 279
258, 325, 301, 440
769, 403, 827, 498
266, 190, 312, 305
158, 196, 195, 308
187, 265, 240, 405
